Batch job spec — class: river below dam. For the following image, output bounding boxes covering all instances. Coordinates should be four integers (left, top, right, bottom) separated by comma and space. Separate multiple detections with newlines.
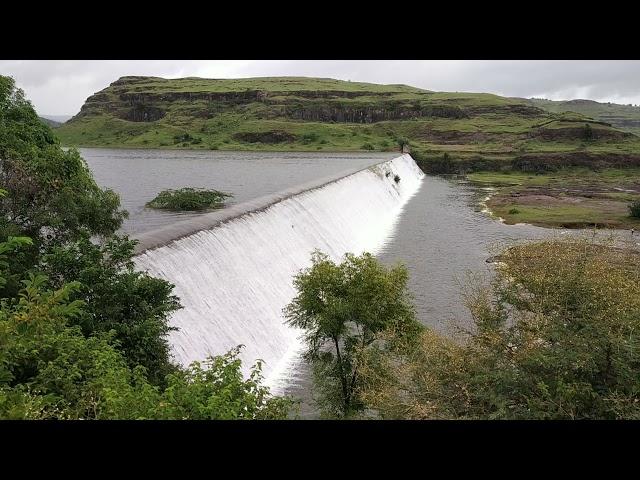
80, 148, 638, 418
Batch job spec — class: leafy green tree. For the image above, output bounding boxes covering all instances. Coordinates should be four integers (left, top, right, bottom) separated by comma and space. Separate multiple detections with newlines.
39, 235, 180, 385
0, 239, 293, 420
284, 251, 421, 418
0, 76, 179, 385
395, 136, 410, 151
0, 75, 126, 297
359, 238, 640, 419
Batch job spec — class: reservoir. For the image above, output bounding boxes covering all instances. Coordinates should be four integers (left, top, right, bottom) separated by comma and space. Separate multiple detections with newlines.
80, 148, 393, 235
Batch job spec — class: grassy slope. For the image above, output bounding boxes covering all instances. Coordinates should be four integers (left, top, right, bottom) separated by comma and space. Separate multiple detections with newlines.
56, 76, 640, 165
468, 168, 640, 229
528, 98, 640, 136
39, 116, 61, 128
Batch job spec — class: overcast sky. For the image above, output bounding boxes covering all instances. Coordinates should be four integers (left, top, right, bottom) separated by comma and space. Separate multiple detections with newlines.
2, 60, 640, 115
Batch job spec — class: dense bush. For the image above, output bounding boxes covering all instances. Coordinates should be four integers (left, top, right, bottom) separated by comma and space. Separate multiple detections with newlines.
0, 76, 126, 298
359, 238, 640, 419
39, 236, 180, 385
0, 266, 292, 419
146, 187, 232, 211
629, 200, 640, 218
285, 251, 421, 418
301, 132, 319, 144
173, 133, 197, 144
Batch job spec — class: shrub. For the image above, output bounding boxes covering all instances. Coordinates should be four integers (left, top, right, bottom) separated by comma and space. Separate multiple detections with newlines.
508, 208, 520, 214
173, 133, 194, 144
359, 238, 640, 419
395, 136, 410, 149
629, 200, 640, 218
146, 188, 232, 211
301, 132, 319, 144
394, 174, 401, 183
362, 143, 375, 151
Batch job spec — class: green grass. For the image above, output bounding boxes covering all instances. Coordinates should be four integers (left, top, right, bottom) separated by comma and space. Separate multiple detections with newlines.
113, 76, 430, 94
494, 204, 599, 224
529, 98, 640, 136
471, 168, 640, 229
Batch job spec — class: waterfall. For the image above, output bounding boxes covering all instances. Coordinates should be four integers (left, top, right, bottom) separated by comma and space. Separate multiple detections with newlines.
133, 154, 424, 390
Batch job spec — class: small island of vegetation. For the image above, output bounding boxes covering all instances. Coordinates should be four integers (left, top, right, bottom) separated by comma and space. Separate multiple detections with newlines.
146, 187, 232, 211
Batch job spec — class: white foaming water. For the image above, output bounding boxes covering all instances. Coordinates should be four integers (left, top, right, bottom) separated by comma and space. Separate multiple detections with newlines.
133, 154, 424, 392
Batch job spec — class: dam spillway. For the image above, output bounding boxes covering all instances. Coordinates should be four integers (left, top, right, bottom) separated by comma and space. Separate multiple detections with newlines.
133, 154, 424, 389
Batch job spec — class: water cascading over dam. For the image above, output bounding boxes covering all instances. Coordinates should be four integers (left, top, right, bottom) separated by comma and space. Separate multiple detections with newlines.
133, 154, 424, 390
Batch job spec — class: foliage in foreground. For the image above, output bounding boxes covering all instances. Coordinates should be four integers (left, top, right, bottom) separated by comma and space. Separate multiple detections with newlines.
39, 235, 181, 386
358, 238, 640, 419
284, 251, 421, 418
146, 187, 232, 211
0, 75, 292, 419
1, 75, 179, 387
0, 251, 292, 419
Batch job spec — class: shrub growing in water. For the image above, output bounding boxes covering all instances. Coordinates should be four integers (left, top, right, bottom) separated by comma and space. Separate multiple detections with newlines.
146, 188, 232, 211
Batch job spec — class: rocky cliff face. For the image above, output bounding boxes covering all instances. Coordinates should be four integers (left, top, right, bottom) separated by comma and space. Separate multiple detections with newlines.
69, 76, 547, 126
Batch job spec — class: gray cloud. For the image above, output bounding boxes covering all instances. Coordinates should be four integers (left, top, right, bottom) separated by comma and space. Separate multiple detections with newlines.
2, 60, 640, 115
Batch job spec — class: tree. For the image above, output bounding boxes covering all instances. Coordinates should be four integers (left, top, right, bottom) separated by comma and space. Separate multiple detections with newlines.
395, 136, 410, 151
0, 238, 293, 420
0, 75, 126, 298
0, 75, 179, 386
359, 238, 640, 419
583, 123, 593, 141
39, 235, 180, 385
629, 200, 640, 218
284, 251, 421, 417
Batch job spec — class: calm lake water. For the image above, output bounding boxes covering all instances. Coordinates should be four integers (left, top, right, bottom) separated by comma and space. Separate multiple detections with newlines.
80, 148, 394, 235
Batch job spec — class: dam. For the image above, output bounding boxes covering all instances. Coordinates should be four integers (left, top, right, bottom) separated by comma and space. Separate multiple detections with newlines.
132, 154, 425, 389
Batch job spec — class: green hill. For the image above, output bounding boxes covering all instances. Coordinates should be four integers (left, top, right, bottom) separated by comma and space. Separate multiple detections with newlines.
39, 116, 61, 128
56, 76, 640, 172
528, 98, 640, 136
